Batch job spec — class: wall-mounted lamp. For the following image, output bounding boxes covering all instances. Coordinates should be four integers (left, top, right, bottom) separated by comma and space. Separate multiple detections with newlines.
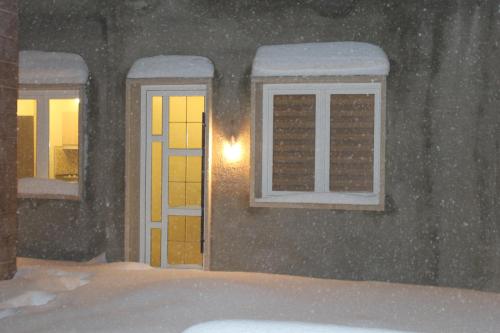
223, 136, 242, 163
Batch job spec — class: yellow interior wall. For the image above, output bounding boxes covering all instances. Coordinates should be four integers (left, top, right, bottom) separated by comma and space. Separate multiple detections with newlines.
49, 99, 79, 179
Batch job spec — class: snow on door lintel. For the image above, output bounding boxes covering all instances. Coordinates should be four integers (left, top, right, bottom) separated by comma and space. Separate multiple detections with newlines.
127, 55, 215, 79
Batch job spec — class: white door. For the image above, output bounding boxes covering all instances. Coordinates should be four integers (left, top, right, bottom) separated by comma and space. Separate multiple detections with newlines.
140, 85, 206, 268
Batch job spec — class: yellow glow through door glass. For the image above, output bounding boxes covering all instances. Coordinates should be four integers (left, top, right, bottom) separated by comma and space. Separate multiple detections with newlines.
168, 156, 186, 182
187, 96, 204, 122
168, 96, 204, 149
168, 156, 202, 209
162, 95, 204, 266
168, 216, 186, 242
151, 142, 162, 222
169, 123, 187, 149
169, 96, 186, 123
167, 215, 202, 265
186, 156, 202, 182
187, 123, 202, 149
49, 99, 79, 182
17, 99, 37, 179
167, 216, 185, 265
150, 228, 161, 267
168, 182, 185, 208
186, 183, 202, 207
151, 96, 163, 136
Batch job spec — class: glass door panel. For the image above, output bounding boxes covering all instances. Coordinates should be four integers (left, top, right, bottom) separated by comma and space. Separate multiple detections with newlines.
167, 216, 202, 265
144, 92, 205, 268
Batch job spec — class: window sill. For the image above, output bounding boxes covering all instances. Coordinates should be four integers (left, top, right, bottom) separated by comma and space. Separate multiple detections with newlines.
18, 178, 80, 201
251, 192, 384, 211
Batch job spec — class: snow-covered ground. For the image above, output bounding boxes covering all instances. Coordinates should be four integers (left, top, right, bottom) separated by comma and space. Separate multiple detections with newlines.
0, 258, 499, 333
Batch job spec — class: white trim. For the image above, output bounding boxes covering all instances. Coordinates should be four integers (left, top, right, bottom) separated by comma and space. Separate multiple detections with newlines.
139, 86, 147, 264
140, 84, 207, 269
17, 89, 81, 198
261, 83, 382, 206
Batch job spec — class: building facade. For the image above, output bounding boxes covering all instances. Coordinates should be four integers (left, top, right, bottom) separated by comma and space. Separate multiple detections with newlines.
13, 0, 500, 291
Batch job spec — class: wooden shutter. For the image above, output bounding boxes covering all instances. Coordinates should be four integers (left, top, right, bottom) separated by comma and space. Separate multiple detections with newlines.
272, 95, 315, 191
330, 94, 374, 192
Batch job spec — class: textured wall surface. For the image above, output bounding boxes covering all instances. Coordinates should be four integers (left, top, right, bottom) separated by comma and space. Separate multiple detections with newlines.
17, 0, 500, 291
0, 0, 18, 280
16, 2, 109, 261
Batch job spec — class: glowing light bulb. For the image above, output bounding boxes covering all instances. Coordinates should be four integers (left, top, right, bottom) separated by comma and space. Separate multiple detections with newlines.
223, 136, 242, 163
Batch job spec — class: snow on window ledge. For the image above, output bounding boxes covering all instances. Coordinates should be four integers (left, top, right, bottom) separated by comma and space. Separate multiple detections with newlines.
183, 320, 412, 333
18, 178, 79, 200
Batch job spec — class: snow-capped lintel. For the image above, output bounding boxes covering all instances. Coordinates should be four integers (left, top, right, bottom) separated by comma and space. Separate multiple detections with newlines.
19, 50, 89, 85
127, 55, 214, 79
252, 42, 390, 77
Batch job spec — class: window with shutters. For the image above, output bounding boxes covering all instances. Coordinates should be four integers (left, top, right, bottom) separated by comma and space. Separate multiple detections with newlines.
253, 82, 384, 209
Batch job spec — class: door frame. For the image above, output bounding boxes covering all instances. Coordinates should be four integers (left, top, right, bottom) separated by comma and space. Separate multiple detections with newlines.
140, 85, 206, 268
124, 78, 212, 269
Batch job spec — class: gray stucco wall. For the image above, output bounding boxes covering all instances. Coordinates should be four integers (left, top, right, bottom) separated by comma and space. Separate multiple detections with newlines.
18, 0, 500, 291
17, 2, 109, 260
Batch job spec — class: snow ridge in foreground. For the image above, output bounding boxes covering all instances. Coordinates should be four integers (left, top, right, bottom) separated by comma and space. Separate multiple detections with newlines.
0, 266, 90, 319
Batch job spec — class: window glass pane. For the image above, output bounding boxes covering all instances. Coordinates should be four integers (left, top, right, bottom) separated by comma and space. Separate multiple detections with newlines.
186, 96, 204, 123
330, 94, 374, 192
167, 241, 185, 265
151, 96, 163, 136
17, 99, 37, 179
151, 142, 162, 221
150, 228, 161, 267
168, 216, 186, 242
186, 156, 202, 182
185, 216, 201, 242
184, 242, 202, 265
169, 123, 186, 149
169, 156, 186, 182
168, 181, 186, 208
187, 123, 202, 149
167, 215, 202, 265
186, 183, 201, 207
169, 96, 186, 123
49, 99, 79, 182
272, 95, 315, 192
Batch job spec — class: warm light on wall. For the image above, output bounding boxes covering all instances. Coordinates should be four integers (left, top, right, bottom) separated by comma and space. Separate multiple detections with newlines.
223, 136, 242, 163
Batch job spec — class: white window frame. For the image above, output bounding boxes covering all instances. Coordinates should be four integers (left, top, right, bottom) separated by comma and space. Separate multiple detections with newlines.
259, 83, 382, 206
17, 89, 81, 199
